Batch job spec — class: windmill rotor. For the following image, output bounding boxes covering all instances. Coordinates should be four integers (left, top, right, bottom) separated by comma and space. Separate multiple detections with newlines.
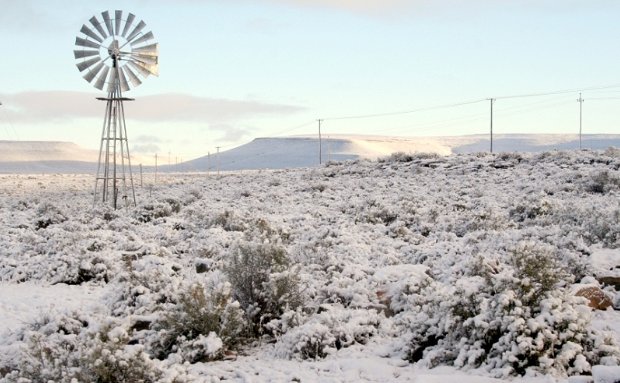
74, 10, 158, 93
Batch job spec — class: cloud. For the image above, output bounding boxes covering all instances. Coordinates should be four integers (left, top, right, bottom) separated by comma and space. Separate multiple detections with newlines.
0, 91, 304, 124
127, 93, 304, 123
132, 143, 162, 154
209, 123, 252, 144
133, 135, 163, 144
131, 135, 163, 153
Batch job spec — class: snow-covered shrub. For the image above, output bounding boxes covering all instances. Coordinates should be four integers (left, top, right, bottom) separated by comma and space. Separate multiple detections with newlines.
396, 242, 620, 377
109, 254, 184, 317
562, 203, 620, 248
210, 210, 246, 231
2, 313, 162, 382
244, 217, 291, 245
586, 170, 620, 194
134, 200, 179, 223
50, 253, 111, 285
150, 282, 245, 362
510, 197, 553, 223
33, 201, 67, 229
379, 151, 439, 163
225, 243, 303, 337
273, 307, 381, 360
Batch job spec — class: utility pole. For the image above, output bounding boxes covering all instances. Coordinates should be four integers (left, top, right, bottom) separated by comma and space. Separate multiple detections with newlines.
317, 119, 323, 165
139, 164, 143, 187
154, 153, 158, 184
327, 135, 331, 163
577, 92, 584, 149
488, 98, 496, 153
216, 146, 221, 177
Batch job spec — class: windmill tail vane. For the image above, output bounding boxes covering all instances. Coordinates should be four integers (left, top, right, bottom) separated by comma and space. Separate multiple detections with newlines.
74, 10, 159, 209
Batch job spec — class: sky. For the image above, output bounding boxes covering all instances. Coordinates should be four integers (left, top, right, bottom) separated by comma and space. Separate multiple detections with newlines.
1, 0, 620, 163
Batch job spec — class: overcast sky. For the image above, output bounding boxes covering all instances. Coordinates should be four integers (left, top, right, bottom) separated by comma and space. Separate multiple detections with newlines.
1, 0, 619, 161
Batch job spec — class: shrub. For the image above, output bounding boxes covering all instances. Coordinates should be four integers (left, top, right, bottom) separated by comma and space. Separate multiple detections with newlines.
110, 254, 183, 317
272, 308, 381, 360
2, 314, 162, 382
134, 201, 175, 223
210, 210, 246, 231
395, 242, 620, 377
34, 202, 67, 230
225, 243, 303, 337
150, 282, 245, 362
586, 171, 620, 194
380, 152, 439, 163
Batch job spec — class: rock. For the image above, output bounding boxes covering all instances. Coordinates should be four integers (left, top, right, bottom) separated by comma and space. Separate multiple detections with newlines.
576, 287, 613, 310
597, 276, 620, 291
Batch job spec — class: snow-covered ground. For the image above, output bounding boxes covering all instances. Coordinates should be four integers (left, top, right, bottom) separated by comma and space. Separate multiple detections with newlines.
1, 149, 620, 382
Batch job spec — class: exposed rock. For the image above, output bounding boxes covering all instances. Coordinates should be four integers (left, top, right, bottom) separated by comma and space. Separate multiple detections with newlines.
597, 276, 620, 291
576, 286, 613, 310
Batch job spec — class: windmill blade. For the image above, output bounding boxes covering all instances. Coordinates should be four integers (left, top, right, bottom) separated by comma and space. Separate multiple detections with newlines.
115, 10, 123, 36
89, 16, 107, 40
107, 69, 118, 93
102, 11, 114, 36
121, 13, 135, 37
130, 31, 154, 47
74, 49, 100, 59
130, 53, 158, 65
80, 24, 103, 43
130, 58, 159, 76
132, 43, 158, 56
75, 36, 100, 50
131, 59, 159, 77
76, 56, 101, 72
83, 62, 105, 83
94, 66, 110, 90
118, 67, 131, 92
122, 66, 142, 87
127, 60, 152, 78
126, 20, 146, 43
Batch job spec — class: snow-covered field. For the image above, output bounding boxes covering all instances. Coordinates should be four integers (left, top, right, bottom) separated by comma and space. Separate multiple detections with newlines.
1, 149, 620, 382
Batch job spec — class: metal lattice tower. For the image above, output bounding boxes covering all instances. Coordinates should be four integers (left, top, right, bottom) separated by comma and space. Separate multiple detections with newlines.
73, 10, 159, 208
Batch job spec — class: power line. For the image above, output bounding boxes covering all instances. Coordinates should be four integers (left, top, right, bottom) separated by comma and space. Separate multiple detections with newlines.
316, 83, 620, 124
494, 83, 620, 100
271, 120, 316, 136
587, 97, 620, 101
323, 98, 487, 121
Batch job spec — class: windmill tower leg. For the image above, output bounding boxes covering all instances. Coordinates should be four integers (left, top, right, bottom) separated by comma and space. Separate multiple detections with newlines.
94, 89, 136, 209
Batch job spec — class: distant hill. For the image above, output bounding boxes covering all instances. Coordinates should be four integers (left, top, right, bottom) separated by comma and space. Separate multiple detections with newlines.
1, 134, 619, 173
0, 141, 98, 162
176, 134, 620, 172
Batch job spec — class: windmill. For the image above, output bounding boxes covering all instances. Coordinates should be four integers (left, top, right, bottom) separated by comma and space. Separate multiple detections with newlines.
74, 10, 158, 208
